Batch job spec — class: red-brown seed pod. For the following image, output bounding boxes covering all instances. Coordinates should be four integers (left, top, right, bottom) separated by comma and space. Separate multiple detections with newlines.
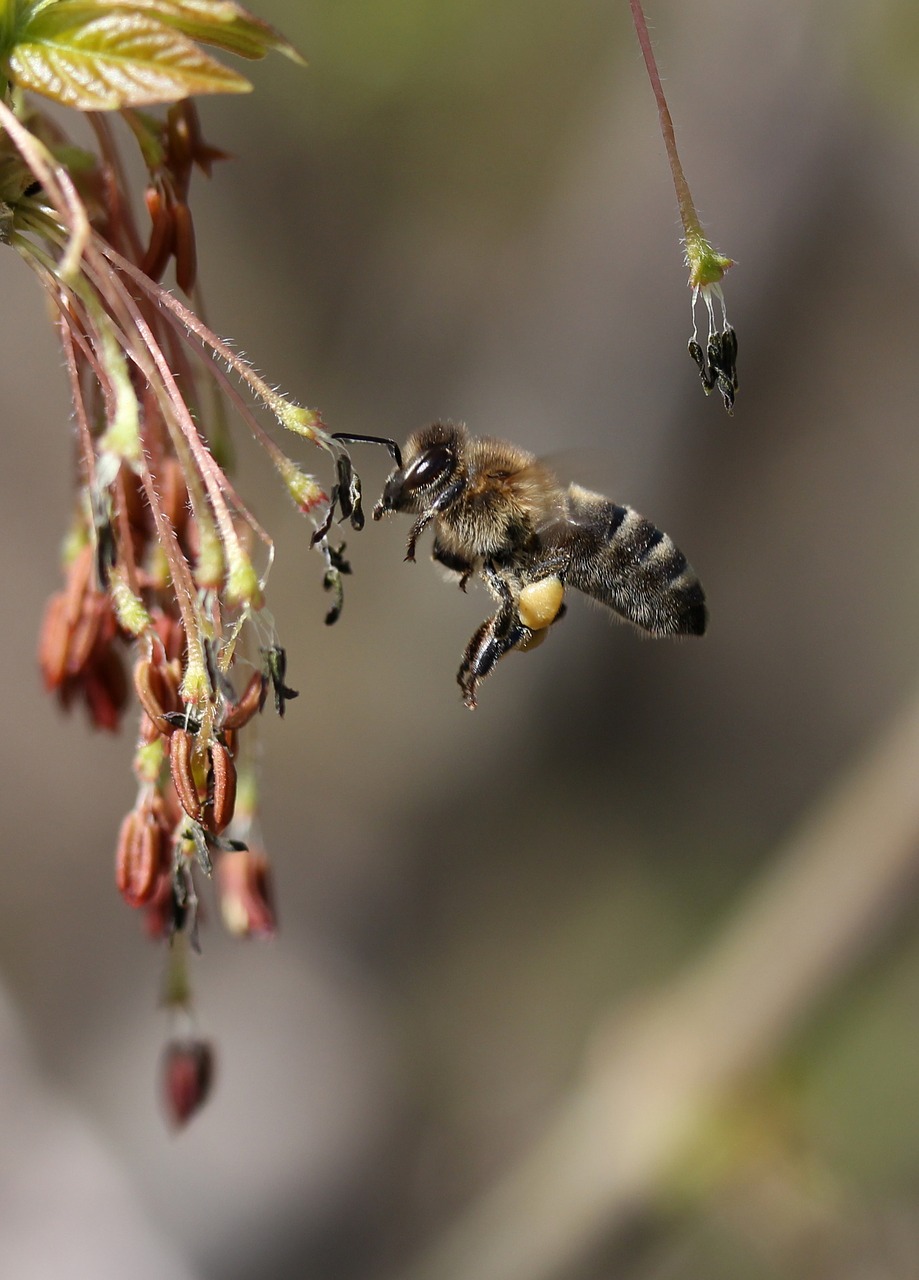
173, 201, 197, 293
115, 796, 168, 907
161, 1038, 214, 1128
169, 729, 203, 823
221, 671, 268, 731
205, 742, 237, 834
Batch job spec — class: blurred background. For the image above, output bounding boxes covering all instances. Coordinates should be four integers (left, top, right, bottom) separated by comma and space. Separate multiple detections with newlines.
5, 0, 919, 1276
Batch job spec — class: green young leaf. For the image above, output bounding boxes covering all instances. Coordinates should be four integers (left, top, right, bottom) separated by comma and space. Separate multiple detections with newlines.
94, 0, 305, 64
8, 6, 253, 108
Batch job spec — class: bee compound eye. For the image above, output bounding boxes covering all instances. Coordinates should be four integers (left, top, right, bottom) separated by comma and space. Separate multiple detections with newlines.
403, 444, 452, 491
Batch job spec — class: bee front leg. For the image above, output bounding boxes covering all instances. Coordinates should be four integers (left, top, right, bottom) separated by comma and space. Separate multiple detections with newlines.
404, 512, 432, 562
403, 481, 466, 562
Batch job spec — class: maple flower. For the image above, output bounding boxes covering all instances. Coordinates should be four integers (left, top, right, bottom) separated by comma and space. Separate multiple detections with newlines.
0, 0, 371, 1124
630, 0, 738, 412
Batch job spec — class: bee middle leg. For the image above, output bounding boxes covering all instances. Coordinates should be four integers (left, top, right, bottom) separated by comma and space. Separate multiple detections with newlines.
431, 538, 475, 591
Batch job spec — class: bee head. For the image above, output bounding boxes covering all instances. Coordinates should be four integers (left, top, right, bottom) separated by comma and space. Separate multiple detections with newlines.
373, 421, 464, 519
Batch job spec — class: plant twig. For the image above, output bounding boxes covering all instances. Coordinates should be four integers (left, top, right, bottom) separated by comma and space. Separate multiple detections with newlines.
402, 687, 919, 1280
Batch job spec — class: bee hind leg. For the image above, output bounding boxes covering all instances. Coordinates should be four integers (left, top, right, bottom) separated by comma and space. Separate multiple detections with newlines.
457, 594, 530, 710
458, 614, 530, 709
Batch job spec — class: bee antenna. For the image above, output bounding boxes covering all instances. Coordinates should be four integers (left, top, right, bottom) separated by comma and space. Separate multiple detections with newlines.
331, 432, 403, 469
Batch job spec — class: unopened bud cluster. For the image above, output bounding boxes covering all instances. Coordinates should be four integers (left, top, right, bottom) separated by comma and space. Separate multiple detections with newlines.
39, 460, 280, 950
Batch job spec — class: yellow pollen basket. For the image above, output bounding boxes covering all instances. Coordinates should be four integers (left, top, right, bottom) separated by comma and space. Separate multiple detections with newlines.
517, 575, 565, 631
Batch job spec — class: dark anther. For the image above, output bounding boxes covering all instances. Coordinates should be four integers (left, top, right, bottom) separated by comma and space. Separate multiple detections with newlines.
204, 639, 237, 704
688, 338, 714, 391
720, 325, 739, 393
688, 326, 738, 412
334, 453, 365, 531
321, 541, 352, 626
261, 645, 299, 717
94, 520, 118, 589
172, 859, 201, 952
186, 822, 213, 877
161, 710, 202, 733
310, 501, 334, 547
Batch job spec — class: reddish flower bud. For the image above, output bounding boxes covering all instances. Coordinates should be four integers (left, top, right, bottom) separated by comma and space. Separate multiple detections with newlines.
173, 201, 197, 293
84, 646, 129, 732
134, 655, 183, 738
37, 544, 127, 731
205, 743, 237, 834
169, 729, 204, 823
38, 591, 73, 691
141, 186, 176, 284
217, 848, 276, 938
161, 1038, 214, 1128
221, 671, 268, 731
115, 795, 169, 908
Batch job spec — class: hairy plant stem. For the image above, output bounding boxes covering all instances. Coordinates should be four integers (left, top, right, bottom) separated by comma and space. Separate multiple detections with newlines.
629, 0, 705, 246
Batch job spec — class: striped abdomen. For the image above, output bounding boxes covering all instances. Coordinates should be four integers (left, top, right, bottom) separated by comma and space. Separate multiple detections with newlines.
559, 485, 707, 637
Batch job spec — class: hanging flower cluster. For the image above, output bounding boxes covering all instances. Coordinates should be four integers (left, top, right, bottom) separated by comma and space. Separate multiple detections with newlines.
1, 0, 364, 1125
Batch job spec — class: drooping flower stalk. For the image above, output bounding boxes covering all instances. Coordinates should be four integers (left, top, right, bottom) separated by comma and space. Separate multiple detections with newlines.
0, 0, 366, 1124
629, 0, 738, 411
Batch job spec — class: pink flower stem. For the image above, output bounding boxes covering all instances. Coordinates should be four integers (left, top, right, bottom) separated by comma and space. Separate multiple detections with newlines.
628, 0, 704, 243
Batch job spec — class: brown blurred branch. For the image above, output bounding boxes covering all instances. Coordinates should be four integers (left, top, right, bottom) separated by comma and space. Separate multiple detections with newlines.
403, 688, 919, 1280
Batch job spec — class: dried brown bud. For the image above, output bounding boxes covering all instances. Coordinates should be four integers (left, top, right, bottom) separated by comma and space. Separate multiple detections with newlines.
161, 1038, 214, 1128
217, 848, 276, 937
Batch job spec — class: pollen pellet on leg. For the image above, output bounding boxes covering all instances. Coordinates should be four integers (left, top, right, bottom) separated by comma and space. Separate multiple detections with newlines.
517, 575, 564, 631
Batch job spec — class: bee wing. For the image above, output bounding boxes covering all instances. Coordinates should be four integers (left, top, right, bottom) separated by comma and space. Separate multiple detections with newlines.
544, 484, 707, 637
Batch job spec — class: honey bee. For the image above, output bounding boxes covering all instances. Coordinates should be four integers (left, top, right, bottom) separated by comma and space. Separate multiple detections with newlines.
332, 422, 707, 708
